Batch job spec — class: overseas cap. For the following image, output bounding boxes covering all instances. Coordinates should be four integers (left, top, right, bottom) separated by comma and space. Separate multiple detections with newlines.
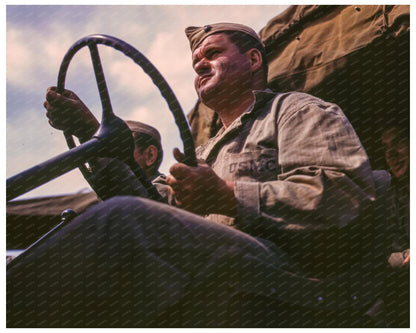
185, 22, 263, 53
125, 120, 161, 144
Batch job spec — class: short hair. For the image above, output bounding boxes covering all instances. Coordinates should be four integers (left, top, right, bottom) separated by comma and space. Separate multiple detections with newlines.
224, 31, 268, 81
132, 132, 163, 170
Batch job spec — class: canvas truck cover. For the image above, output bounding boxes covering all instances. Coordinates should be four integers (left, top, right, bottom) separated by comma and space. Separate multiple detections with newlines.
188, 5, 410, 169
7, 191, 100, 248
260, 4, 410, 169
260, 5, 409, 93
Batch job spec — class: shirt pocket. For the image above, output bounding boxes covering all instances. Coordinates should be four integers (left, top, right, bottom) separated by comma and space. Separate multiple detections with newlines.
221, 148, 278, 182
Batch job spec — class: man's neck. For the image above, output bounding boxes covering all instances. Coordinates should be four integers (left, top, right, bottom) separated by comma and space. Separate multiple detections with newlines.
212, 92, 255, 128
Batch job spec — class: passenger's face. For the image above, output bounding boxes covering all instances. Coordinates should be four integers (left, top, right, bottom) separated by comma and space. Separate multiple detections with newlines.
133, 147, 146, 170
382, 128, 409, 179
133, 146, 152, 178
192, 33, 252, 105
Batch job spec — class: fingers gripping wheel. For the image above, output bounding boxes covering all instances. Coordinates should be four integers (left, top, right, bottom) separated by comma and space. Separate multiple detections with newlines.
57, 34, 197, 201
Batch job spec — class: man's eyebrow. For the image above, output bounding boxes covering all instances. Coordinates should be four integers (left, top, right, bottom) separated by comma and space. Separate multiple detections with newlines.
192, 45, 212, 66
192, 52, 201, 66
192, 38, 226, 66
193, 43, 222, 59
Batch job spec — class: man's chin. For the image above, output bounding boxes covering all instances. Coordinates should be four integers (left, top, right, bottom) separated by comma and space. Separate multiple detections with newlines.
392, 165, 408, 179
199, 86, 217, 105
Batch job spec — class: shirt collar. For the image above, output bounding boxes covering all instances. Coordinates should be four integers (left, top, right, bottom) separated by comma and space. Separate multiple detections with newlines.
225, 89, 277, 129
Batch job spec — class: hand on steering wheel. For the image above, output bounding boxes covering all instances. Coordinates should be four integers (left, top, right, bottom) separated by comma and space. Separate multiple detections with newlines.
44, 86, 99, 142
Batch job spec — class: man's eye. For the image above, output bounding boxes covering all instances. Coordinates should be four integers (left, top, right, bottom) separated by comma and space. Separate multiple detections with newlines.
207, 50, 220, 58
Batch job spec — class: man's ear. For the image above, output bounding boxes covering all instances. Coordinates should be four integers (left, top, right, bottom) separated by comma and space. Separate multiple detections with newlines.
247, 48, 263, 72
145, 145, 158, 167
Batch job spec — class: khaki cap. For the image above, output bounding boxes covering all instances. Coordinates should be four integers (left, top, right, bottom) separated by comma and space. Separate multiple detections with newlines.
125, 120, 161, 143
185, 22, 263, 53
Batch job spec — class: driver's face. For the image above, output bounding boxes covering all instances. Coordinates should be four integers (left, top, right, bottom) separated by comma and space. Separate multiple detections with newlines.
191, 33, 252, 105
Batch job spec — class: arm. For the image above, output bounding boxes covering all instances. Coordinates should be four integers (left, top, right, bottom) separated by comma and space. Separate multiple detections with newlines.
168, 97, 375, 225
235, 97, 375, 230
44, 87, 99, 142
44, 87, 148, 199
234, 97, 376, 272
168, 94, 376, 273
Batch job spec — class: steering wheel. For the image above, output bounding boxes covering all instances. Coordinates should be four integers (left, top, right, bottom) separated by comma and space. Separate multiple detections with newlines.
56, 34, 197, 201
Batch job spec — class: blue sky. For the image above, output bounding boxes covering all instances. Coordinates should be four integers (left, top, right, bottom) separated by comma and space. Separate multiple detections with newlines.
6, 4, 289, 199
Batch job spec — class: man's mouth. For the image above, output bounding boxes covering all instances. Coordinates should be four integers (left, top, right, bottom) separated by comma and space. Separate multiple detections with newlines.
389, 159, 409, 178
199, 75, 212, 86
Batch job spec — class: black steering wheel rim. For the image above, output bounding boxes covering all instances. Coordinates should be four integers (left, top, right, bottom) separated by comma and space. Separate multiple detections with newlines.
56, 34, 197, 200
58, 34, 196, 164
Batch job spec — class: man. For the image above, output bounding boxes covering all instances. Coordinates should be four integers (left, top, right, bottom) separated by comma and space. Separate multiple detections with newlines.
382, 125, 410, 181
380, 125, 410, 327
381, 125, 409, 257
126, 120, 164, 181
8, 23, 378, 328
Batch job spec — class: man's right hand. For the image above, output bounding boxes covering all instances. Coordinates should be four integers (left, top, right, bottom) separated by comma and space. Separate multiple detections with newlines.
44, 86, 100, 142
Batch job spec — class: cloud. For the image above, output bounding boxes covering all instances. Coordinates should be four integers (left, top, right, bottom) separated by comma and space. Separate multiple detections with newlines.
96, 27, 197, 115
146, 30, 197, 112
6, 28, 39, 90
6, 107, 69, 175
15, 170, 93, 200
104, 47, 157, 97
6, 29, 31, 83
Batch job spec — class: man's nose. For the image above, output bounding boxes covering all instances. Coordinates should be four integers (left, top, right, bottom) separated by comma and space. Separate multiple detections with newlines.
194, 58, 210, 74
386, 148, 398, 159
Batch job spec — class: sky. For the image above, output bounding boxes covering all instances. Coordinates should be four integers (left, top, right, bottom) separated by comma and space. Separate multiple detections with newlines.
6, 3, 289, 199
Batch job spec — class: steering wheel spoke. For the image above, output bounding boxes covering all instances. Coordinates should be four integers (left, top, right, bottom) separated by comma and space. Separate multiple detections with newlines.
87, 40, 114, 122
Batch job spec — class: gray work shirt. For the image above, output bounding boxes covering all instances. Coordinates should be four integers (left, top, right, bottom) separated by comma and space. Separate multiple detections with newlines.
196, 90, 376, 275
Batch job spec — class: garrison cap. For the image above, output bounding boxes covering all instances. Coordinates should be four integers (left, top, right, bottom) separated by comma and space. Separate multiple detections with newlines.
185, 22, 263, 53
125, 120, 161, 144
